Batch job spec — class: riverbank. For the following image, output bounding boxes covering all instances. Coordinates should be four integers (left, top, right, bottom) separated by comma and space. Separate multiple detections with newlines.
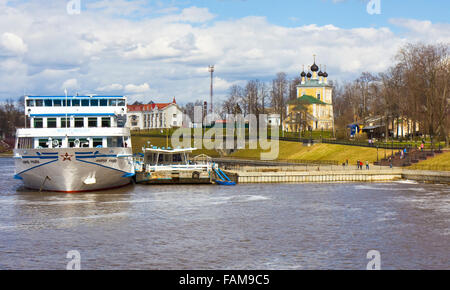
222, 168, 450, 184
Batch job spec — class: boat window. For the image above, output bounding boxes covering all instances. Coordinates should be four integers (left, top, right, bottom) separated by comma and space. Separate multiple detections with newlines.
61, 117, 69, 128
17, 137, 33, 149
34, 118, 43, 128
35, 100, 44, 107
93, 138, 103, 148
88, 117, 98, 128
68, 138, 88, 148
117, 99, 125, 106
90, 99, 99, 106
106, 137, 123, 148
100, 99, 108, 106
101, 117, 111, 128
51, 138, 63, 148
109, 99, 117, 106
44, 100, 53, 107
26, 100, 34, 107
47, 118, 57, 128
72, 99, 80, 106
81, 99, 90, 107
53, 100, 62, 107
74, 117, 84, 128
173, 154, 183, 163
38, 139, 49, 148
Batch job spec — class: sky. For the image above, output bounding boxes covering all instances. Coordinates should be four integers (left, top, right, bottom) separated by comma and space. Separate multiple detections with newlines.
0, 0, 449, 104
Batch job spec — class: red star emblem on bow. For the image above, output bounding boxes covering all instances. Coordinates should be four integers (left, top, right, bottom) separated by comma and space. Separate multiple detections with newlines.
61, 152, 73, 161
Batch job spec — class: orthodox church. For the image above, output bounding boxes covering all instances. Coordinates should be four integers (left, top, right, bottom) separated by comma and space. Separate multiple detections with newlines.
283, 57, 334, 132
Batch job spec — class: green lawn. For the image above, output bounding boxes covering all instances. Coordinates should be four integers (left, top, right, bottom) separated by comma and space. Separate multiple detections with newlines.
230, 141, 380, 164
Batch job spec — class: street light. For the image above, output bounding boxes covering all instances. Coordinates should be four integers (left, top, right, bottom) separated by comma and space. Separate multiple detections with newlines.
208, 65, 214, 115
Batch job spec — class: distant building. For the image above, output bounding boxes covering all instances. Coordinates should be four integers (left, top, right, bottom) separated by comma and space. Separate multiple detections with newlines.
283, 57, 334, 132
126, 98, 183, 130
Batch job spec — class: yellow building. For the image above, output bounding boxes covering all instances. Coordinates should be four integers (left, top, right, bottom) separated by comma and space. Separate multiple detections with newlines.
284, 58, 334, 132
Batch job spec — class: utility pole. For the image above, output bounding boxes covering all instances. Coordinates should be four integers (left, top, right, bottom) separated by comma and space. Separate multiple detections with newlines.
208, 65, 214, 115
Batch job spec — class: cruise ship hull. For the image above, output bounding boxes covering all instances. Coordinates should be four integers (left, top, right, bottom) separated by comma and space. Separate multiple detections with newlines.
14, 148, 134, 192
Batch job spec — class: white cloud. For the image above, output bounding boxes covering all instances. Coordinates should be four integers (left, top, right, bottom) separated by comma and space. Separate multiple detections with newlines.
0, 1, 448, 104
124, 83, 150, 93
0, 32, 27, 55
62, 78, 78, 90
96, 83, 124, 91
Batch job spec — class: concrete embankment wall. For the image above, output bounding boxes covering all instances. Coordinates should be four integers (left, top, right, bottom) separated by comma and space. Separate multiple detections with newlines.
229, 170, 403, 184
402, 170, 450, 184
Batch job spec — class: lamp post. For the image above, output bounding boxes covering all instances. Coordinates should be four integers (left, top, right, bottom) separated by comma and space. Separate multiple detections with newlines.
208, 65, 214, 115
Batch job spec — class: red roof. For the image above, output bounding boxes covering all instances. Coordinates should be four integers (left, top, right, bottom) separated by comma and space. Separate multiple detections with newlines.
127, 98, 176, 112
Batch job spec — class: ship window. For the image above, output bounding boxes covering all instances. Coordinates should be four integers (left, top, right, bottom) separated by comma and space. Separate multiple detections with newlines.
90, 99, 99, 106
109, 99, 117, 106
44, 100, 53, 107
74, 117, 84, 128
100, 99, 108, 106
61, 117, 69, 128
35, 100, 44, 107
53, 100, 62, 107
17, 137, 33, 149
81, 100, 89, 106
47, 118, 57, 128
51, 138, 63, 148
117, 99, 125, 106
26, 100, 34, 107
38, 139, 49, 148
88, 117, 98, 128
106, 137, 123, 148
72, 99, 80, 106
34, 118, 43, 128
101, 117, 111, 127
93, 138, 103, 148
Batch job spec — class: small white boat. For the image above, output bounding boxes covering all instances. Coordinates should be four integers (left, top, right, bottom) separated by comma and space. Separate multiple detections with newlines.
133, 147, 214, 184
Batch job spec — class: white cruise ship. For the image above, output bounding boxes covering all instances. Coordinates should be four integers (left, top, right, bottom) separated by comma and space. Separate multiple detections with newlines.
13, 95, 134, 192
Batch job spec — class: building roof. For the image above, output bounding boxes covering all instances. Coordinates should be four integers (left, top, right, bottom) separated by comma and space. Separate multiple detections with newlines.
288, 95, 328, 105
127, 98, 177, 112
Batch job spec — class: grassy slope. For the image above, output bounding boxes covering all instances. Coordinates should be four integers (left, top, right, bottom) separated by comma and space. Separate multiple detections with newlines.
407, 151, 450, 171
230, 141, 380, 164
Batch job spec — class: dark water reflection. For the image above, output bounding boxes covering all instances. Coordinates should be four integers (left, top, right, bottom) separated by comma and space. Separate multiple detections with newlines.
0, 158, 449, 269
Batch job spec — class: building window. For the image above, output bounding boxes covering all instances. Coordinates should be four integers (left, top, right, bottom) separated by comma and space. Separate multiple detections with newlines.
34, 118, 43, 128
102, 117, 111, 127
88, 117, 98, 128
109, 99, 117, 106
47, 118, 57, 128
53, 100, 62, 107
35, 100, 44, 107
173, 114, 177, 118
100, 99, 108, 106
74, 117, 84, 128
72, 99, 80, 106
26, 100, 34, 107
81, 99, 90, 106
117, 99, 125, 106
62, 100, 71, 106
90, 99, 99, 106
317, 92, 321, 100
44, 100, 53, 107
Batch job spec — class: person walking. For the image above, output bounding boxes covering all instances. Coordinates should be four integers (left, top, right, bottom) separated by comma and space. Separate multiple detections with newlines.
357, 160, 360, 170
366, 160, 369, 170
421, 143, 424, 152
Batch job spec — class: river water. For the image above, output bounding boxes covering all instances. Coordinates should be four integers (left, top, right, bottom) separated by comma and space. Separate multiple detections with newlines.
0, 158, 449, 269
